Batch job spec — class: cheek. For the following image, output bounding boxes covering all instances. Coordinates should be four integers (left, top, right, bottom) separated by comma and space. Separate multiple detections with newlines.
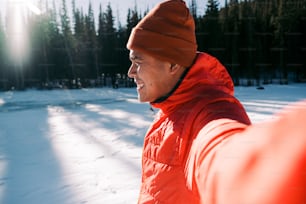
150, 75, 169, 95
148, 72, 163, 85
141, 63, 169, 90
143, 74, 161, 94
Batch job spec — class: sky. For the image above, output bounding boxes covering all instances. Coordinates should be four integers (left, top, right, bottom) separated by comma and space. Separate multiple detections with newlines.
0, 83, 306, 203
0, 0, 224, 26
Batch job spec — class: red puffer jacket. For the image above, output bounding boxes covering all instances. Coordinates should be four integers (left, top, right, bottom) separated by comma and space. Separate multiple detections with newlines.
138, 52, 306, 204
138, 52, 251, 203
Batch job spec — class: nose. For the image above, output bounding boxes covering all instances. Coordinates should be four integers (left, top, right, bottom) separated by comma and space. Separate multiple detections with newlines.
127, 64, 136, 78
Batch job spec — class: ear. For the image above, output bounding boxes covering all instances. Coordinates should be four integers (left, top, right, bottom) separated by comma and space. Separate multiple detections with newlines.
169, 64, 184, 74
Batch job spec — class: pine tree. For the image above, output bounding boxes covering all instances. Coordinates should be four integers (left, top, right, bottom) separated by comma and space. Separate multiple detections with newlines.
85, 2, 99, 79
60, 0, 76, 81
126, 6, 140, 36
29, 8, 49, 84
98, 3, 117, 74
203, 0, 221, 54
274, 0, 286, 82
48, 0, 62, 81
240, 1, 256, 82
206, 0, 219, 16
226, 0, 240, 84
72, 0, 87, 80
253, 0, 274, 83
190, 0, 198, 19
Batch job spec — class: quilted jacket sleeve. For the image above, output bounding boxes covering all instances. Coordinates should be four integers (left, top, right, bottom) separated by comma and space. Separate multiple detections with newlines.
194, 100, 306, 204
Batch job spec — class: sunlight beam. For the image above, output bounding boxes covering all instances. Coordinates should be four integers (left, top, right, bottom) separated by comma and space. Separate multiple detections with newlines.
7, 0, 28, 63
47, 106, 142, 203
6, 0, 41, 63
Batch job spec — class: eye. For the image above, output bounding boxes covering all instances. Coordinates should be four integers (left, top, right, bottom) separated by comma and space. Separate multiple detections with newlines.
133, 62, 142, 70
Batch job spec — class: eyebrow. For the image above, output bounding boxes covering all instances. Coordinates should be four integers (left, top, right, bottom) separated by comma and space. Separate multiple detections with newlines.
129, 54, 143, 61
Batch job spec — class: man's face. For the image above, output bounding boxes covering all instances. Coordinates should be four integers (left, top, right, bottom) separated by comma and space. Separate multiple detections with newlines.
128, 50, 174, 103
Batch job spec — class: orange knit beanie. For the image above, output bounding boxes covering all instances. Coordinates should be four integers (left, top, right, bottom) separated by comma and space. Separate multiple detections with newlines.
126, 0, 197, 68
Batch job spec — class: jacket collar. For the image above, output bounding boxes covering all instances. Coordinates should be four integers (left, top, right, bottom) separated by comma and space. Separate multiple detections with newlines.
150, 52, 234, 114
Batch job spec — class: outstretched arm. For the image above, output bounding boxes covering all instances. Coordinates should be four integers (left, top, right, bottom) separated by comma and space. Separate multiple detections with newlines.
195, 101, 306, 204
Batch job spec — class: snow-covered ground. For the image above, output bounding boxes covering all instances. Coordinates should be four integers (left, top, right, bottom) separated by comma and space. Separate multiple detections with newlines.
0, 83, 306, 204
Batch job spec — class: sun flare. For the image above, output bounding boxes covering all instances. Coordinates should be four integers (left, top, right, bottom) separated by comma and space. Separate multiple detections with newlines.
6, 0, 41, 63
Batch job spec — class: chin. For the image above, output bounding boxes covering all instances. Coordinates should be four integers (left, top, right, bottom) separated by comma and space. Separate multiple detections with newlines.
138, 95, 151, 103
139, 98, 149, 103
137, 95, 146, 103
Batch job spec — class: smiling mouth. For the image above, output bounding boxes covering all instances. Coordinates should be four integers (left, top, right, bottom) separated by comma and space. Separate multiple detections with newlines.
136, 83, 144, 90
135, 80, 144, 90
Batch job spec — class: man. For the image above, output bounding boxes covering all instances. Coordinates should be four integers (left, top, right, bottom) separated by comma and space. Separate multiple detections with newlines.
126, 0, 306, 203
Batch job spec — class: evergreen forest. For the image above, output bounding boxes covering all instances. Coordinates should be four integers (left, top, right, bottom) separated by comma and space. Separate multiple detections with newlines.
0, 0, 305, 90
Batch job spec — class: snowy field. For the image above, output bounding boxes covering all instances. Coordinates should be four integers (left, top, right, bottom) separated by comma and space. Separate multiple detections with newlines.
0, 83, 306, 204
